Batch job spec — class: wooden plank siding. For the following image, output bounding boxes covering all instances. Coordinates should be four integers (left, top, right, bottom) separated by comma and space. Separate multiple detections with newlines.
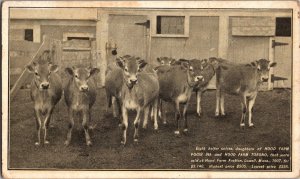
150, 16, 219, 65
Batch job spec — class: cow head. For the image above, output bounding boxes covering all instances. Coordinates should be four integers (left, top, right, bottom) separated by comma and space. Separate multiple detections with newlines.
65, 66, 100, 92
180, 59, 204, 86
250, 59, 277, 82
26, 60, 59, 90
116, 55, 147, 89
157, 57, 176, 66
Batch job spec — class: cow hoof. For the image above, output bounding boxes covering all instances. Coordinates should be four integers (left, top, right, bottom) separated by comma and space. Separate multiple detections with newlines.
240, 123, 245, 127
197, 112, 201, 118
174, 130, 180, 136
35, 142, 40, 146
163, 121, 167, 125
183, 129, 189, 135
64, 141, 70, 146
134, 139, 139, 143
44, 140, 50, 145
142, 125, 147, 129
86, 141, 92, 146
249, 123, 255, 128
120, 141, 126, 146
50, 124, 55, 128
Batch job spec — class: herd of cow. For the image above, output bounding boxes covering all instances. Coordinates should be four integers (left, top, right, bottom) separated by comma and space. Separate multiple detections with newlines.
25, 50, 276, 147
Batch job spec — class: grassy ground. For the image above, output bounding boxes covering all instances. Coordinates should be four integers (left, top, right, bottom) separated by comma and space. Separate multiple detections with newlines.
8, 88, 291, 169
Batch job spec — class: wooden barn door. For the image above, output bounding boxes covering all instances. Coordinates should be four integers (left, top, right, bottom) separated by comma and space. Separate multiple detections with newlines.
107, 15, 148, 62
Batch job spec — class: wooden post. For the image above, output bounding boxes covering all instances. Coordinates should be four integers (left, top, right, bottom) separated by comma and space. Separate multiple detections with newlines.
96, 12, 109, 87
268, 36, 275, 90
10, 35, 51, 101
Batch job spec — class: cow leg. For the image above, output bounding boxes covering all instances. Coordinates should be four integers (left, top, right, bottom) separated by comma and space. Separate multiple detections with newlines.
161, 101, 167, 125
153, 98, 159, 130
142, 106, 150, 129
248, 94, 257, 127
220, 92, 226, 116
82, 109, 92, 146
65, 108, 74, 146
134, 108, 142, 142
43, 108, 53, 145
121, 106, 128, 145
215, 88, 220, 116
183, 100, 190, 134
196, 90, 202, 118
34, 108, 42, 146
116, 98, 122, 126
112, 97, 117, 118
174, 102, 181, 135
158, 99, 162, 120
240, 96, 247, 127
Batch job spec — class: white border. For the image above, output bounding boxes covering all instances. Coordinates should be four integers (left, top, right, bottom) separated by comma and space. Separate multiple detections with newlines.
2, 1, 300, 178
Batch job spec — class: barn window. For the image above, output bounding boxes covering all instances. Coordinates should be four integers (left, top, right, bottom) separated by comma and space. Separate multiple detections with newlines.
157, 16, 185, 34
24, 29, 33, 41
153, 15, 189, 37
67, 37, 90, 41
276, 17, 291, 37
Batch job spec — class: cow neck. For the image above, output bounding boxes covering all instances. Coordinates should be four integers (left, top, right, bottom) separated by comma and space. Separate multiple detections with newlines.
254, 69, 263, 86
186, 69, 195, 87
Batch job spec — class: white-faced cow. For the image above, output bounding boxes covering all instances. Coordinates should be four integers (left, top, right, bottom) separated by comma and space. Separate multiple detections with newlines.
156, 60, 204, 135
215, 58, 277, 127
64, 65, 100, 146
116, 55, 159, 145
26, 60, 62, 146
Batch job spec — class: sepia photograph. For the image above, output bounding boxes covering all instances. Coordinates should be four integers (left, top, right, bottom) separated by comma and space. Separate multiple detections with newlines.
1, 1, 299, 178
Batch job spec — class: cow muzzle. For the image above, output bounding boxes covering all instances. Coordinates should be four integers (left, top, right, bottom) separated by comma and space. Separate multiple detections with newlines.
261, 77, 269, 82
194, 76, 204, 82
80, 85, 89, 92
40, 82, 50, 90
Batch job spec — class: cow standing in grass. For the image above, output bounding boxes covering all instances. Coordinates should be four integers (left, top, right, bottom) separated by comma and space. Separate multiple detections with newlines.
116, 55, 159, 145
64, 65, 100, 146
26, 60, 62, 146
156, 60, 204, 135
215, 58, 277, 127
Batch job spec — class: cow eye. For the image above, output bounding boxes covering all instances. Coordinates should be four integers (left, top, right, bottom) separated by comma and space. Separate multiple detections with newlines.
124, 68, 128, 72
75, 75, 79, 78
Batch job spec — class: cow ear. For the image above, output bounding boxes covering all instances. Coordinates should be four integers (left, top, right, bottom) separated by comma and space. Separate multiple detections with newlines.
90, 68, 100, 77
116, 57, 124, 69
270, 62, 277, 68
170, 59, 176, 65
138, 60, 147, 71
26, 64, 35, 73
181, 62, 189, 69
157, 57, 161, 63
251, 61, 258, 67
49, 64, 59, 73
65, 67, 74, 76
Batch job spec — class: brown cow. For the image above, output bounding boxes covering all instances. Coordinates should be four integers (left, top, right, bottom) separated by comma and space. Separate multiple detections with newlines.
156, 60, 203, 135
64, 65, 100, 146
116, 55, 159, 145
215, 58, 277, 127
26, 60, 62, 146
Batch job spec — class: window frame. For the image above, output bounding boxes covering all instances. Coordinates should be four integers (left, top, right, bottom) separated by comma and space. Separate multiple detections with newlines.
275, 17, 291, 37
24, 29, 34, 42
151, 15, 189, 38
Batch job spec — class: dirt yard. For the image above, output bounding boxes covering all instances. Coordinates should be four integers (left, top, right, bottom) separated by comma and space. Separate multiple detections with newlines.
8, 88, 291, 169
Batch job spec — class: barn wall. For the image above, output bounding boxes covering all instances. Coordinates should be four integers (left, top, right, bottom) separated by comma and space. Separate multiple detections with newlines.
40, 25, 96, 41
274, 37, 292, 88
108, 15, 147, 61
150, 16, 219, 65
